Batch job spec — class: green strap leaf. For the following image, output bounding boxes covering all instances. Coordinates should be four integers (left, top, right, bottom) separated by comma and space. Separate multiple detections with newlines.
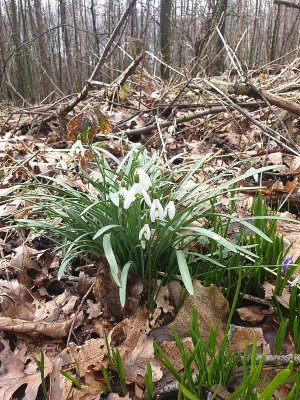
103, 233, 121, 287
176, 250, 194, 296
119, 261, 132, 307
93, 224, 121, 240
258, 362, 293, 400
178, 384, 199, 400
182, 227, 237, 253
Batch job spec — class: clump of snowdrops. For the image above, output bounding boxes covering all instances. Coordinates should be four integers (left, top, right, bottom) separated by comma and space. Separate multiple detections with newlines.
9, 137, 277, 308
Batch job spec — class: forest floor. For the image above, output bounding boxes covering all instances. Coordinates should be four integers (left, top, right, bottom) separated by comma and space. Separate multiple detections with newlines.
0, 62, 300, 400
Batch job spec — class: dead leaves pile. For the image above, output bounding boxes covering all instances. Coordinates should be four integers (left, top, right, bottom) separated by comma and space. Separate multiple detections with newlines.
0, 266, 296, 400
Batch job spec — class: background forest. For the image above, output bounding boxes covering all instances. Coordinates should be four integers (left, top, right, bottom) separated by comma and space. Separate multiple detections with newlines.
0, 1, 300, 399
1, 0, 300, 104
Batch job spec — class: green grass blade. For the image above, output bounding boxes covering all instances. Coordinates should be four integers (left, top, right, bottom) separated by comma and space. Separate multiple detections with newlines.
60, 370, 81, 389
103, 233, 121, 287
93, 224, 121, 239
178, 384, 200, 400
176, 250, 194, 296
119, 261, 132, 307
258, 362, 293, 399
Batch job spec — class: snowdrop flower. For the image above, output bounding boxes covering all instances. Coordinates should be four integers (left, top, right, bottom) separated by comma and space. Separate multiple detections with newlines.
290, 276, 300, 287
137, 168, 151, 190
139, 223, 151, 241
150, 197, 164, 222
124, 174, 152, 209
56, 156, 67, 170
281, 255, 293, 274
70, 138, 85, 158
248, 167, 258, 183
168, 119, 176, 134
164, 200, 176, 219
119, 181, 128, 198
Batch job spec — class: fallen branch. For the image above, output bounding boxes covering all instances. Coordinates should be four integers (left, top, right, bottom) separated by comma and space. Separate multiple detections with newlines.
274, 1, 300, 10
210, 81, 300, 117
123, 107, 226, 137
152, 354, 300, 399
202, 79, 300, 156
116, 51, 145, 87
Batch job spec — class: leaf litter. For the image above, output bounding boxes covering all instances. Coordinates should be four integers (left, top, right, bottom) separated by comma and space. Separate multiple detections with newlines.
0, 65, 300, 399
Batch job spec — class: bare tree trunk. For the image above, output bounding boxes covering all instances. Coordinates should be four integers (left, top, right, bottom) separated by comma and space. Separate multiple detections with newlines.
60, 0, 75, 92
91, 0, 100, 56
19, 0, 35, 103
10, 0, 25, 100
33, 0, 52, 99
249, 0, 259, 67
160, 0, 172, 79
0, 11, 10, 98
215, 0, 228, 73
72, 0, 80, 91
270, 3, 282, 61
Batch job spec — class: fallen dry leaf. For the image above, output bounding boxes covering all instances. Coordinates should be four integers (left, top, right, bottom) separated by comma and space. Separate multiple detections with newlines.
10, 244, 40, 272
174, 281, 230, 343
0, 279, 35, 320
0, 339, 53, 400
231, 325, 270, 354
237, 305, 265, 325
109, 305, 163, 385
0, 316, 73, 338
262, 316, 295, 354
263, 282, 290, 309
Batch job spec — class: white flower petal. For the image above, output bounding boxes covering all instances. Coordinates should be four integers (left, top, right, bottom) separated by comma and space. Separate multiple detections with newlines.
56, 159, 67, 170
134, 182, 142, 196
150, 199, 164, 222
144, 225, 151, 240
70, 139, 86, 158
139, 224, 151, 241
137, 168, 151, 190
248, 167, 258, 183
164, 201, 175, 219
119, 186, 128, 198
141, 187, 152, 207
124, 186, 136, 209
291, 276, 300, 287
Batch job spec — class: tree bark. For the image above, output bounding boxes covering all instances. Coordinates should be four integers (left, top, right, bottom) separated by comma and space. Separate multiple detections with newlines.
10, 0, 25, 100
270, 4, 282, 61
160, 0, 172, 80
60, 0, 75, 92
33, 0, 53, 98
215, 0, 228, 73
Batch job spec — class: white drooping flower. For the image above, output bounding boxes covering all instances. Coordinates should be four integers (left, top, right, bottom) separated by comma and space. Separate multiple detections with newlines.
56, 157, 67, 170
124, 175, 152, 209
164, 201, 176, 219
119, 181, 128, 198
150, 198, 164, 222
290, 276, 300, 287
70, 139, 86, 158
248, 167, 258, 183
137, 168, 152, 190
139, 223, 151, 241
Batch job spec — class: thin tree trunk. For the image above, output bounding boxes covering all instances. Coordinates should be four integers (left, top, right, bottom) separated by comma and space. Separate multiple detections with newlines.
33, 0, 52, 98
19, 0, 35, 103
270, 4, 282, 61
60, 0, 75, 92
160, 0, 172, 79
10, 0, 25, 100
215, 0, 228, 73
